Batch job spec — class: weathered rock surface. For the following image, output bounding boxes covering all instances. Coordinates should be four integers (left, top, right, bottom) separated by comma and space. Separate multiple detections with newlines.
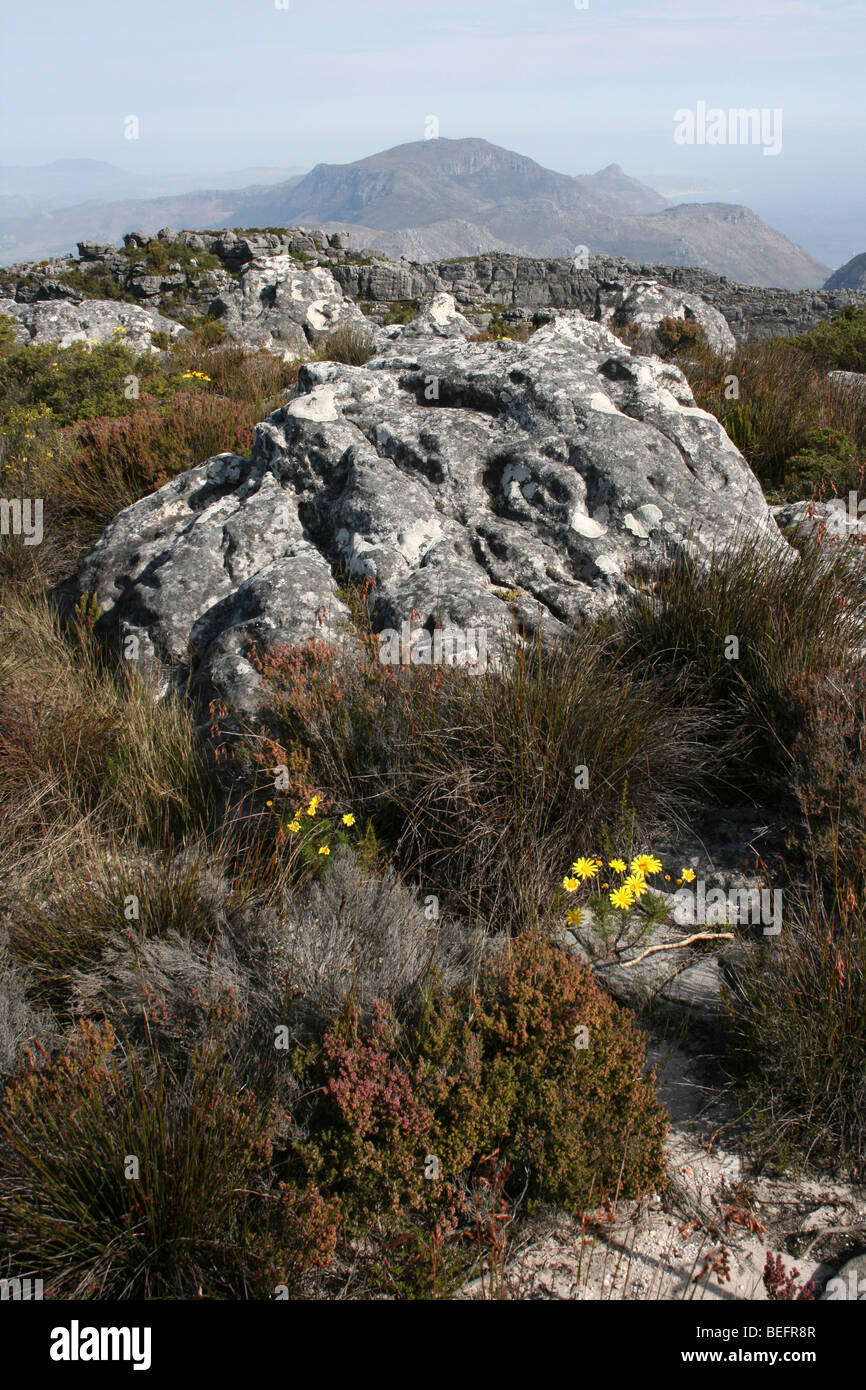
0, 296, 186, 352
73, 298, 784, 715
209, 253, 370, 357
597, 277, 737, 357
772, 498, 866, 543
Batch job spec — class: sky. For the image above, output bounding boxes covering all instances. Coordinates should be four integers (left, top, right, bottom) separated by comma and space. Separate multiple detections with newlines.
1, 0, 864, 266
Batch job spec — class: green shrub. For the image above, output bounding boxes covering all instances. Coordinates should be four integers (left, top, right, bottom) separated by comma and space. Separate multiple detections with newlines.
793, 306, 866, 373
0, 313, 19, 353
780, 425, 863, 497
292, 931, 667, 1292
0, 339, 141, 425
120, 238, 221, 277
57, 263, 135, 303
382, 300, 420, 326
681, 335, 866, 500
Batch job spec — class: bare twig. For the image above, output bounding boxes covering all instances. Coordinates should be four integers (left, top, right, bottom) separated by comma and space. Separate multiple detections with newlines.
621, 932, 734, 968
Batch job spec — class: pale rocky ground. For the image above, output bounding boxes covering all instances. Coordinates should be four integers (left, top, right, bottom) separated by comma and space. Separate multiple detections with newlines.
463, 808, 866, 1301
475, 1039, 866, 1302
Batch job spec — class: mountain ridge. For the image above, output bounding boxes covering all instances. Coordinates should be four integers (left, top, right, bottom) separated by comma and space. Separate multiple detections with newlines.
0, 137, 829, 290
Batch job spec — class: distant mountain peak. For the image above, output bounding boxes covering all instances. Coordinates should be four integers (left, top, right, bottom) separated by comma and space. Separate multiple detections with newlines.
0, 136, 830, 289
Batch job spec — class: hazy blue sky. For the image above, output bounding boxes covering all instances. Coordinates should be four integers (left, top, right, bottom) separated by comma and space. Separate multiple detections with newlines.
2, 0, 864, 263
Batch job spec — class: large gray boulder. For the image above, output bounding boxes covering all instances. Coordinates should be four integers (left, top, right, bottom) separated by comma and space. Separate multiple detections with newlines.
73, 301, 782, 716
210, 253, 370, 357
600, 278, 737, 357
0, 297, 186, 353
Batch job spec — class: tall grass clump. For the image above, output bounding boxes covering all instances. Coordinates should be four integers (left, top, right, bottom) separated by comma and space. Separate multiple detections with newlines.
0, 593, 217, 871
614, 528, 866, 801
0, 1021, 337, 1298
722, 868, 866, 1177
674, 331, 866, 500
252, 619, 714, 931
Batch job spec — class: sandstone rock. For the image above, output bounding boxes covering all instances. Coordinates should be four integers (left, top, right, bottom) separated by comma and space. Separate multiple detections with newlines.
77, 240, 117, 262
828, 369, 866, 397
771, 499, 866, 542
385, 291, 475, 339
602, 277, 737, 357
211, 253, 370, 356
73, 303, 784, 715
0, 297, 187, 353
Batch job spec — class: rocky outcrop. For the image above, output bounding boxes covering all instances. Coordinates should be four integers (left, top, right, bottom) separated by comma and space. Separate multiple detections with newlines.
0, 296, 186, 353
599, 278, 736, 357
429, 253, 866, 345
3, 233, 863, 354
771, 498, 866, 543
209, 253, 369, 357
73, 299, 784, 717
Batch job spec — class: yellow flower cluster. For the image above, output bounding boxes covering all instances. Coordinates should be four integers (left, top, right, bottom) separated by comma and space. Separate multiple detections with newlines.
562, 851, 690, 911
180, 370, 211, 381
276, 795, 357, 857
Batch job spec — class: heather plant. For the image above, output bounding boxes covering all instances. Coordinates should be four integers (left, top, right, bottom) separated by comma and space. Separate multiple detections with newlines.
291, 931, 667, 1293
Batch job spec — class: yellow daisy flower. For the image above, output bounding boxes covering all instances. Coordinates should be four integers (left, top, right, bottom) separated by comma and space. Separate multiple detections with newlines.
624, 874, 648, 899
318, 845, 330, 856
563, 876, 579, 893
342, 813, 355, 827
609, 858, 627, 873
572, 857, 599, 880
610, 886, 635, 909
631, 854, 663, 876
566, 907, 583, 926
681, 868, 696, 882
288, 820, 301, 833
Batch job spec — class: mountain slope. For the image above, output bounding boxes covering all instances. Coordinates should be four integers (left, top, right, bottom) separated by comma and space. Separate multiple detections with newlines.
0, 138, 828, 289
824, 252, 866, 291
